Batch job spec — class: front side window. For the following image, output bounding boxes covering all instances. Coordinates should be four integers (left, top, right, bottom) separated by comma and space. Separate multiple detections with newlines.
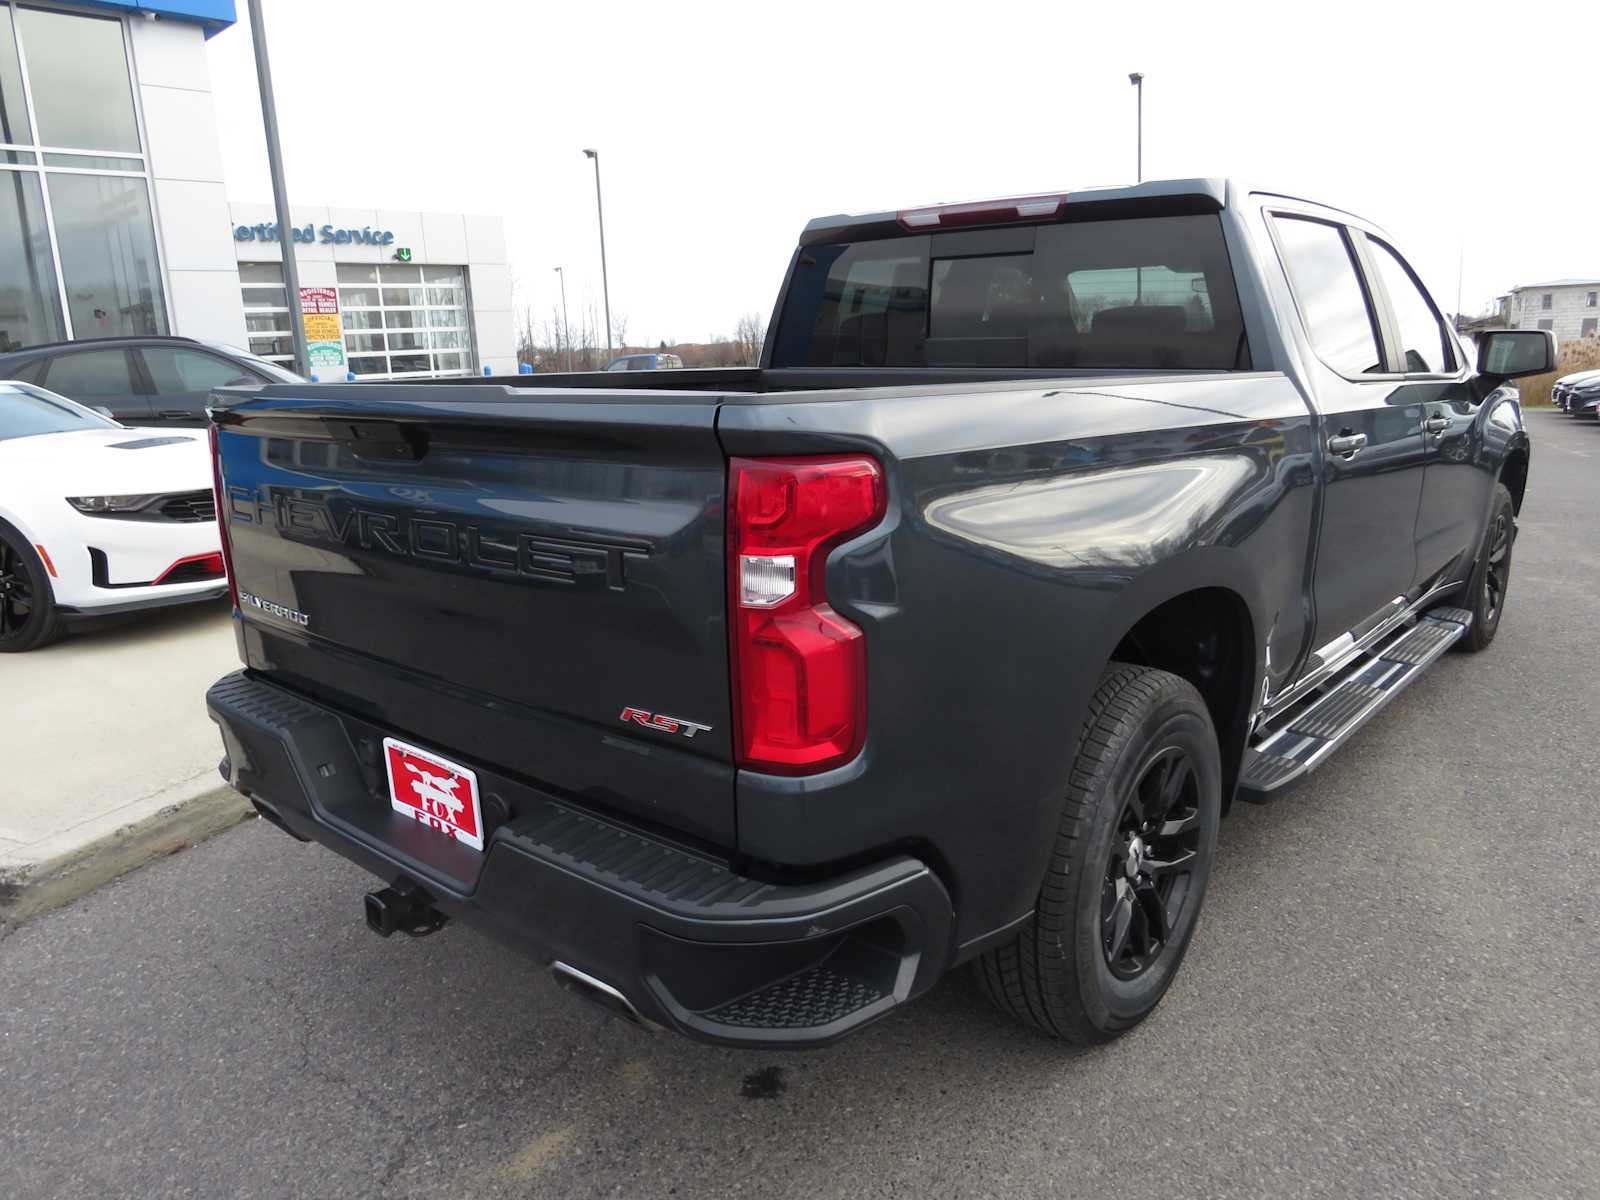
1272, 216, 1384, 376
0, 383, 118, 439
41, 348, 134, 397
1367, 239, 1452, 374
771, 213, 1248, 371
13, 7, 140, 152
46, 173, 167, 338
141, 348, 260, 394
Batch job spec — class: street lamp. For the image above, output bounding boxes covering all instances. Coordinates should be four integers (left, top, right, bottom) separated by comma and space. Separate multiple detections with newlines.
1128, 72, 1144, 183
553, 266, 571, 372
582, 149, 613, 355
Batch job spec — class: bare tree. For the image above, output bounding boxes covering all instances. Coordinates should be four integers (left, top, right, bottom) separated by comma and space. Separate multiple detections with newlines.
733, 311, 766, 366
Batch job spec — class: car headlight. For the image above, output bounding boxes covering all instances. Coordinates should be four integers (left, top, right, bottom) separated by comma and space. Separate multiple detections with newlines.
66, 494, 159, 514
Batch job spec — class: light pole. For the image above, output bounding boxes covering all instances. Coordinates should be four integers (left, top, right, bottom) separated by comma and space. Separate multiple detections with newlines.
247, 0, 308, 377
582, 148, 613, 355
553, 266, 571, 372
1128, 72, 1144, 183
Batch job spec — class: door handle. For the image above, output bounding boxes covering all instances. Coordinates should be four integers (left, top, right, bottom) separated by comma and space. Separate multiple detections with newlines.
1327, 432, 1367, 458
157, 410, 191, 420
1422, 415, 1450, 434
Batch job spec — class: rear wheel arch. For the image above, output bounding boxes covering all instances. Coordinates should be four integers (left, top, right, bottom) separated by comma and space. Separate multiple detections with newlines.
1102, 579, 1259, 812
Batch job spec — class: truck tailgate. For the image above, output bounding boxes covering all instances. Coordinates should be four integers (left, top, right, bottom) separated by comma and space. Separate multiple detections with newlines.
213, 390, 735, 845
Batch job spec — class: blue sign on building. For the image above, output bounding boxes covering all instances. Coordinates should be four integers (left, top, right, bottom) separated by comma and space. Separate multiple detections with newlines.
76, 1, 236, 37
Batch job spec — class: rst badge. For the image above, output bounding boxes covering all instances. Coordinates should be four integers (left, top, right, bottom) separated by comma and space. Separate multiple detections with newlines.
620, 707, 712, 739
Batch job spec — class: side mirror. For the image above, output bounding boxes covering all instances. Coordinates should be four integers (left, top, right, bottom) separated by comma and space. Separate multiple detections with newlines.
1477, 329, 1556, 380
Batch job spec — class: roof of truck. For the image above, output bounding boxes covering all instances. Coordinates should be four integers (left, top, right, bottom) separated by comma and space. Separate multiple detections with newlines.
799, 178, 1377, 245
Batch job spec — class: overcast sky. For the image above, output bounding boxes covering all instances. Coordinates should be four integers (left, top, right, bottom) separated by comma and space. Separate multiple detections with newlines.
207, 0, 1598, 348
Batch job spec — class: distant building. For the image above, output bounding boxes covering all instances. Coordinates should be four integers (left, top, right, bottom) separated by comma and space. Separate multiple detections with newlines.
1502, 280, 1600, 343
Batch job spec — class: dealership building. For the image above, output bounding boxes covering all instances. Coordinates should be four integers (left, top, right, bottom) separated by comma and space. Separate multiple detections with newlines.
0, 0, 515, 380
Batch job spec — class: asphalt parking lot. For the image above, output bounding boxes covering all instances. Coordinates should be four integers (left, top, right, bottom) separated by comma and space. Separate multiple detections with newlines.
3, 409, 1598, 1200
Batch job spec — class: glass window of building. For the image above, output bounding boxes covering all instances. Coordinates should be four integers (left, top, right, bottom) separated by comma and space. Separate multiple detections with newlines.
0, 4, 165, 347
0, 4, 29, 145
13, 7, 140, 152
0, 169, 62, 350
238, 262, 295, 365
47, 173, 166, 338
237, 262, 476, 378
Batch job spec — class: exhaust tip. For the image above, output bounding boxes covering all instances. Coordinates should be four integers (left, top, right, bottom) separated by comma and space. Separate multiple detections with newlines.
551, 962, 655, 1031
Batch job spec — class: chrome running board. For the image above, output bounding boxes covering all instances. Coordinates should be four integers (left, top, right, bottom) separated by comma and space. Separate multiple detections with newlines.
1237, 606, 1472, 802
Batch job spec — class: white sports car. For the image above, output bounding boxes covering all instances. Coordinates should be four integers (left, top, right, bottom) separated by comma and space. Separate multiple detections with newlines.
0, 381, 226, 652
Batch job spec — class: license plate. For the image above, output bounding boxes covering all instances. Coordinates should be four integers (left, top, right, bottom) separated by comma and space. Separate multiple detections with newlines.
382, 737, 485, 852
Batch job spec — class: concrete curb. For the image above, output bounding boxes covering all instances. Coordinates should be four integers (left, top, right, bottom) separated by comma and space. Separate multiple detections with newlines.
0, 784, 253, 931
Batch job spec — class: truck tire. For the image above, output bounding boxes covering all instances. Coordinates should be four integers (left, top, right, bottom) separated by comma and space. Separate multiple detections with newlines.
976, 663, 1221, 1043
0, 523, 65, 653
1455, 483, 1515, 653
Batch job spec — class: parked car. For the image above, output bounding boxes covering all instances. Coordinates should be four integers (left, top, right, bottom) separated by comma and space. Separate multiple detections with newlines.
0, 382, 225, 652
604, 352, 684, 371
205, 178, 1545, 1048
0, 336, 302, 429
1552, 368, 1600, 413
1561, 373, 1600, 418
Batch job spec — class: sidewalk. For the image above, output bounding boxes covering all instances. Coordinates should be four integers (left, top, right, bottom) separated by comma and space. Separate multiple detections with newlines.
1, 600, 251, 928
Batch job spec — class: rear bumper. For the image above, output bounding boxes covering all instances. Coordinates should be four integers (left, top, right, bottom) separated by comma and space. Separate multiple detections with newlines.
206, 671, 954, 1048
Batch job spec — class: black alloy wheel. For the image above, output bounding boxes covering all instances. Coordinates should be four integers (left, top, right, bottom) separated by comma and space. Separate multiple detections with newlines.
975, 663, 1221, 1043
1482, 508, 1511, 628
0, 535, 36, 639
1101, 746, 1203, 980
1457, 482, 1515, 654
0, 527, 64, 652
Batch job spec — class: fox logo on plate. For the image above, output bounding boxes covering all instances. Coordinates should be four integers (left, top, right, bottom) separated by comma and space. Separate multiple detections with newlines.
382, 738, 484, 851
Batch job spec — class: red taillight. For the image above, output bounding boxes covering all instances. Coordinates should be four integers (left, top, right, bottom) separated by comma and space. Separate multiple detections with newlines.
897, 192, 1069, 229
728, 455, 885, 774
209, 423, 239, 610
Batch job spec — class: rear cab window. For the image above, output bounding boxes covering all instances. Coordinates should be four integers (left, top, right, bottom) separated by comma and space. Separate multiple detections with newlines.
771, 214, 1250, 371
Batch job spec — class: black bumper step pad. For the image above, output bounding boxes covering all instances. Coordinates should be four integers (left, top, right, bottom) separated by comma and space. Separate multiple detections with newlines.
1288, 681, 1384, 739
1382, 620, 1458, 666
1239, 752, 1301, 792
708, 964, 885, 1029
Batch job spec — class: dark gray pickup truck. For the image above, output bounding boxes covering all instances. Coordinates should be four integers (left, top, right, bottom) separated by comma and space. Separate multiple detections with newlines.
205, 179, 1550, 1048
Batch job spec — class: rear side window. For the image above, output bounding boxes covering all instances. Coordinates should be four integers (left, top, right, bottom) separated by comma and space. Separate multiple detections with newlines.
42, 348, 134, 397
772, 214, 1249, 371
1272, 216, 1384, 376
1366, 238, 1453, 374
